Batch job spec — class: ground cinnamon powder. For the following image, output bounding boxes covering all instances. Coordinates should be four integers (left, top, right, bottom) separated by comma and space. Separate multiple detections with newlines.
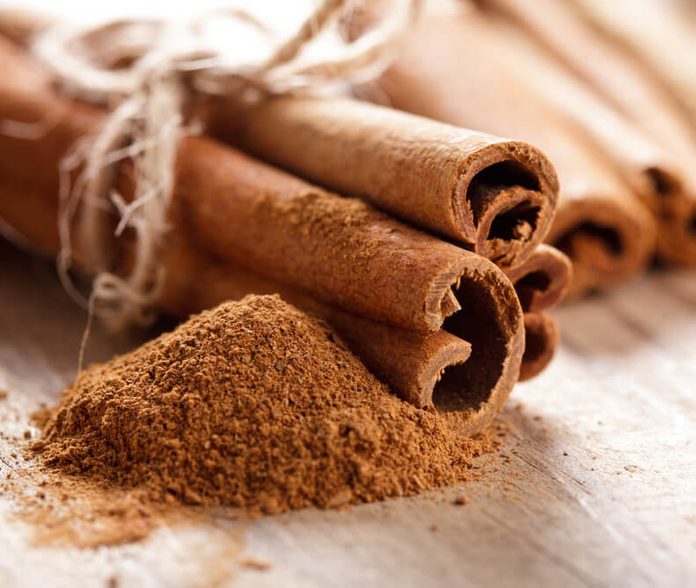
33, 295, 495, 515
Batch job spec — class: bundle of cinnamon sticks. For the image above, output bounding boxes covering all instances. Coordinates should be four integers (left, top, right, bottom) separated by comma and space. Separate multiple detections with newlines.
0, 13, 572, 434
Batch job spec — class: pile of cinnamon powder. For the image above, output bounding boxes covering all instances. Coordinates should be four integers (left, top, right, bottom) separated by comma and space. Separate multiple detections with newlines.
33, 295, 494, 515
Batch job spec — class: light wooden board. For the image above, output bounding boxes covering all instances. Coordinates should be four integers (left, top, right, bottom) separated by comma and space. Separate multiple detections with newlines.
0, 238, 695, 588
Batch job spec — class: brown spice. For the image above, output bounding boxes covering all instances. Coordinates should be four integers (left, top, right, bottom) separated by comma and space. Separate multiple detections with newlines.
24, 488, 158, 548
1, 433, 169, 548
0, 389, 8, 400
33, 295, 496, 515
241, 558, 272, 571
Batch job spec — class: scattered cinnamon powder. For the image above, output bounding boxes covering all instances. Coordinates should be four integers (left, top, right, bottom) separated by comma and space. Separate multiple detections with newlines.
241, 558, 272, 571
0, 389, 8, 400
32, 295, 496, 515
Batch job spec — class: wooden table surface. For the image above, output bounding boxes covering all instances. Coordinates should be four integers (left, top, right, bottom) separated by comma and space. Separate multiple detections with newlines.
0, 238, 694, 588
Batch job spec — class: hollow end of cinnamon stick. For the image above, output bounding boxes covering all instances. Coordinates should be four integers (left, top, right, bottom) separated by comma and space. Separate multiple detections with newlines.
519, 313, 558, 382
428, 261, 524, 434
460, 144, 558, 268
504, 244, 572, 313
547, 196, 656, 297
656, 197, 696, 266
336, 325, 474, 411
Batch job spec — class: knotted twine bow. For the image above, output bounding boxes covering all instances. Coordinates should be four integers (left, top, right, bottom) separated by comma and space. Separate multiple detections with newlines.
31, 0, 419, 332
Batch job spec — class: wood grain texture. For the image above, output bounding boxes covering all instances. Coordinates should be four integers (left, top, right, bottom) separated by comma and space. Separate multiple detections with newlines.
0, 239, 694, 588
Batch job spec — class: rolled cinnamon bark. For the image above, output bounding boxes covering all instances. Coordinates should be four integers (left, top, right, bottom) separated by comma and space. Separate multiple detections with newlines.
0, 37, 524, 430
519, 313, 558, 382
503, 244, 571, 314
214, 95, 559, 269
501, 244, 568, 380
473, 0, 696, 267
374, 6, 656, 296
657, 197, 696, 267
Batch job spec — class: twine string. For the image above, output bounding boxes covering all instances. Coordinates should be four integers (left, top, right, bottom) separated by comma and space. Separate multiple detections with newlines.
25, 0, 419, 332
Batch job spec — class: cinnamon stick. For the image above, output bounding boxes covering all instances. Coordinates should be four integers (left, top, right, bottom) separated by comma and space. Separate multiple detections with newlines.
213, 95, 559, 269
503, 244, 571, 314
519, 313, 558, 382
0, 37, 524, 430
373, 5, 656, 296
502, 244, 568, 379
